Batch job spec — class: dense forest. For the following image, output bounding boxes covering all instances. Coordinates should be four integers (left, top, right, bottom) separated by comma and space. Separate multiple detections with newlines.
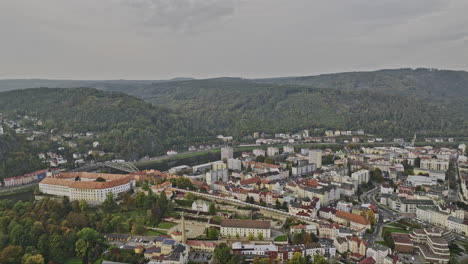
0, 88, 213, 160
120, 77, 467, 138
0, 188, 174, 264
256, 68, 468, 115
0, 132, 44, 179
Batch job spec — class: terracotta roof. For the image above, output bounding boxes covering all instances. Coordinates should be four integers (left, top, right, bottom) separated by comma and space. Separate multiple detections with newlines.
391, 233, 413, 245
221, 219, 270, 229
240, 177, 261, 185
291, 224, 307, 229
335, 211, 369, 226
40, 172, 133, 189
359, 257, 376, 264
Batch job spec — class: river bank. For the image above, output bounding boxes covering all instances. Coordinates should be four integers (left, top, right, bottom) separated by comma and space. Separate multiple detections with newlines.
0, 183, 36, 202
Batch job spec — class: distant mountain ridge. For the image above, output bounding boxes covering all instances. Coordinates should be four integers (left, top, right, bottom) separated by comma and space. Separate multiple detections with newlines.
0, 68, 467, 144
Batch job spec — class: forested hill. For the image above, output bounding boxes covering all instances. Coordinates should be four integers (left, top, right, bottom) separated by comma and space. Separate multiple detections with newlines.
0, 88, 211, 159
115, 78, 467, 138
255, 68, 468, 114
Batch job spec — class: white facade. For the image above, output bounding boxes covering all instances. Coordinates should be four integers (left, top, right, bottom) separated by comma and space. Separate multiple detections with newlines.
267, 147, 279, 157
39, 179, 133, 205
406, 175, 438, 186
227, 158, 242, 171
221, 221, 271, 238
252, 149, 266, 157
420, 159, 449, 171
283, 145, 295, 153
309, 149, 322, 168
206, 169, 228, 185
192, 200, 210, 213
221, 146, 234, 160
351, 169, 370, 184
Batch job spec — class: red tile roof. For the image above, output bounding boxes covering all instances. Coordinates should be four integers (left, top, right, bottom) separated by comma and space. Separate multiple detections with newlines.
40, 172, 133, 189
240, 177, 261, 185
335, 211, 369, 226
359, 257, 376, 264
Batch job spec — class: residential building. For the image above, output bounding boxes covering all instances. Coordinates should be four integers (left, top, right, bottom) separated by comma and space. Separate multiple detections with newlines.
319, 223, 340, 239
409, 229, 449, 263
291, 163, 316, 177
220, 219, 271, 238
221, 146, 234, 160
283, 145, 295, 153
392, 233, 413, 253
191, 200, 210, 213
420, 159, 449, 171
252, 149, 266, 157
406, 175, 438, 186
232, 242, 278, 257
227, 158, 242, 171
366, 244, 391, 264
334, 211, 371, 230
186, 241, 216, 253
206, 169, 228, 186
351, 169, 370, 185
380, 183, 394, 194
267, 147, 279, 157
309, 149, 322, 168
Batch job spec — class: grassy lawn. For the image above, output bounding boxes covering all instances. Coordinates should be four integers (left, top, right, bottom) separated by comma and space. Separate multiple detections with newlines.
64, 257, 82, 264
274, 235, 288, 242
382, 226, 408, 234
145, 229, 167, 236
158, 222, 177, 229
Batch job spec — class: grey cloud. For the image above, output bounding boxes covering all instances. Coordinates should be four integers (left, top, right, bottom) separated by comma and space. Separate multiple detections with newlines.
0, 0, 468, 79
119, 0, 240, 30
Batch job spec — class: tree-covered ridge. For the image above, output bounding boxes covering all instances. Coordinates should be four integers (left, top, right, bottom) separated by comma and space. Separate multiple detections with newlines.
0, 88, 212, 159
255, 68, 468, 115
0, 133, 44, 179
128, 79, 467, 138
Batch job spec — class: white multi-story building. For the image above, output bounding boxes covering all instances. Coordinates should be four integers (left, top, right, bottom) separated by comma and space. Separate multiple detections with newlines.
283, 145, 295, 153
221, 146, 234, 160
291, 163, 316, 177
252, 149, 266, 157
420, 159, 449, 171
351, 169, 369, 185
206, 169, 228, 186
220, 219, 271, 238
416, 206, 449, 228
227, 158, 242, 171
267, 147, 279, 157
309, 149, 322, 168
39, 172, 134, 205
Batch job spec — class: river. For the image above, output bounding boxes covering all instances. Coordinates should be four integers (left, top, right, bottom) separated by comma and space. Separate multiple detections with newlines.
0, 190, 35, 203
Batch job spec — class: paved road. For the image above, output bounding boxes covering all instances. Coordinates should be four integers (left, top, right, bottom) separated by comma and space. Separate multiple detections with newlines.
361, 184, 401, 243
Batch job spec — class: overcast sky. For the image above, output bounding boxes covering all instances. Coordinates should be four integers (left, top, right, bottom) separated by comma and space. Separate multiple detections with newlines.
1, 0, 468, 79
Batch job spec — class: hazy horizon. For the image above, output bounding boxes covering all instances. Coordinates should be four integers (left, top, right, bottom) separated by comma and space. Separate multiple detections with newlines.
0, 67, 467, 81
